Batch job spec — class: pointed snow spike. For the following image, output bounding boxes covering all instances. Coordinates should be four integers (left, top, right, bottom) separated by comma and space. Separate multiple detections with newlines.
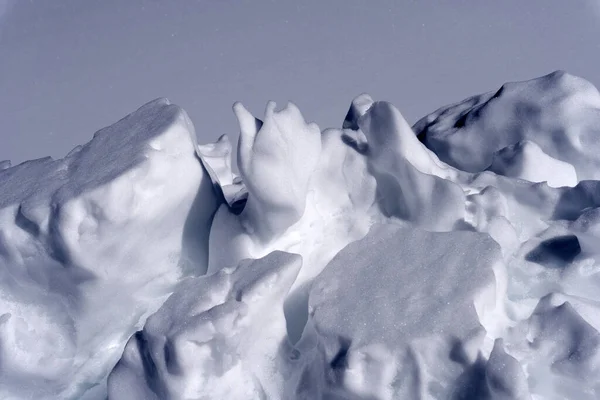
265, 101, 277, 119
233, 102, 260, 145
234, 102, 263, 178
283, 101, 302, 118
343, 93, 374, 130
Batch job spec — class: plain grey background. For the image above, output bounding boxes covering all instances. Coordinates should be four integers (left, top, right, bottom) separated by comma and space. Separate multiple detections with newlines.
1, 0, 599, 165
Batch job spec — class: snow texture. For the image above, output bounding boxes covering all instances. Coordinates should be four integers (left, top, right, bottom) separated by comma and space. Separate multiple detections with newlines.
0, 98, 218, 399
108, 251, 301, 400
294, 223, 502, 399
414, 70, 600, 180
2, 71, 600, 399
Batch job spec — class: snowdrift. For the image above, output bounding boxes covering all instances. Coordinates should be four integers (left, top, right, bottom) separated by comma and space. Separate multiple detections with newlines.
2, 71, 600, 399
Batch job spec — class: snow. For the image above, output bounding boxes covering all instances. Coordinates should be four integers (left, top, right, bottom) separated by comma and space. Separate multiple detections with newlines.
488, 140, 578, 188
0, 98, 218, 399
414, 70, 600, 180
3, 71, 600, 399
297, 223, 502, 399
109, 251, 301, 400
234, 101, 322, 243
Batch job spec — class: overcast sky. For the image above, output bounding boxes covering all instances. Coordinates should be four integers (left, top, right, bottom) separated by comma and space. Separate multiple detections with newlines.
1, 0, 599, 165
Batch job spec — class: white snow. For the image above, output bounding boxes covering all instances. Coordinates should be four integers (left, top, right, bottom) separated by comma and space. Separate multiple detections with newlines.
413, 70, 600, 180
295, 222, 502, 399
109, 251, 301, 400
2, 71, 600, 399
0, 98, 218, 399
487, 140, 578, 188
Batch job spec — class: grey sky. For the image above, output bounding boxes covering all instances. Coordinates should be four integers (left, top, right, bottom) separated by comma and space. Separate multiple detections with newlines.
1, 0, 599, 165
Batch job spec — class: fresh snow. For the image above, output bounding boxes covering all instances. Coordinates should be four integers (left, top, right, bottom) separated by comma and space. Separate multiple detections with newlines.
1, 71, 600, 399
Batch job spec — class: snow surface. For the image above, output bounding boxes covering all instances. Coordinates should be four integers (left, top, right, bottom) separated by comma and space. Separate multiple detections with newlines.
2, 71, 600, 399
0, 99, 218, 399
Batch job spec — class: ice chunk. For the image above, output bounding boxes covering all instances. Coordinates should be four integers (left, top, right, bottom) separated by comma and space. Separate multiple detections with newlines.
0, 98, 218, 399
108, 251, 302, 400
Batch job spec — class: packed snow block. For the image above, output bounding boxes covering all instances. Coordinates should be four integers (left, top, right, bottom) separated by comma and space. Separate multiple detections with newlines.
299, 223, 503, 399
0, 98, 218, 399
108, 251, 302, 400
414, 70, 600, 180
0, 160, 10, 170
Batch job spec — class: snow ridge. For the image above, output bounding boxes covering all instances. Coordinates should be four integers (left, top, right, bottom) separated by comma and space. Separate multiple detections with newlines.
1, 71, 600, 399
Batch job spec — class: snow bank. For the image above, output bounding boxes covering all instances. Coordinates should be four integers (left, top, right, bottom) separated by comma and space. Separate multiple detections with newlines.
3, 71, 600, 399
0, 98, 218, 399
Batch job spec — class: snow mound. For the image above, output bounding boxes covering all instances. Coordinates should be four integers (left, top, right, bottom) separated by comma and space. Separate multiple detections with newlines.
296, 223, 503, 399
414, 70, 600, 180
0, 98, 218, 399
3, 72, 600, 399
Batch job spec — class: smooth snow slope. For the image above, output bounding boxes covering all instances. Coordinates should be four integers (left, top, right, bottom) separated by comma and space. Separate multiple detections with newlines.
3, 71, 600, 399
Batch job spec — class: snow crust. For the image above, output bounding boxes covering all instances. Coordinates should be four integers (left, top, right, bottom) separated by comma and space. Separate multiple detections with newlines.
2, 71, 600, 399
